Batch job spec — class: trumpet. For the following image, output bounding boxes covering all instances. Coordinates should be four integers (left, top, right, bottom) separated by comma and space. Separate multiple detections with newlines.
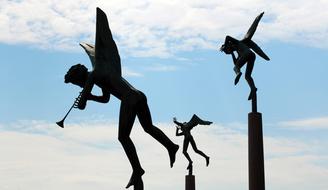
56, 92, 82, 128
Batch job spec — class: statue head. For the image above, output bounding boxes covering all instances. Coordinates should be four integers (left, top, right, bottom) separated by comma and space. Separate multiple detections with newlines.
220, 41, 234, 54
65, 64, 88, 88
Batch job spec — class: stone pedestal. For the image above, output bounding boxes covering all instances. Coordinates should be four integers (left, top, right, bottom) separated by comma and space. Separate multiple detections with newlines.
185, 174, 195, 190
248, 112, 265, 190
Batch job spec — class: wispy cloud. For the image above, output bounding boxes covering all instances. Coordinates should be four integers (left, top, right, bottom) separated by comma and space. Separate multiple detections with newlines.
279, 116, 328, 130
0, 120, 327, 190
122, 66, 143, 77
145, 63, 179, 72
1, 1, 328, 57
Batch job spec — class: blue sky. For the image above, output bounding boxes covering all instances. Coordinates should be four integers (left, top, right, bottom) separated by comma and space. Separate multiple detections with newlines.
0, 1, 327, 190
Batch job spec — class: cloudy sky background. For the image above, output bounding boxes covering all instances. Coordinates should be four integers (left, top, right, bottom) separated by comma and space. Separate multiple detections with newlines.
0, 0, 327, 189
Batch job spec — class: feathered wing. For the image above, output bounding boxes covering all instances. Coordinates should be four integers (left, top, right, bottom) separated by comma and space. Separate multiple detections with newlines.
243, 12, 264, 40
80, 42, 96, 69
95, 7, 122, 76
188, 114, 212, 128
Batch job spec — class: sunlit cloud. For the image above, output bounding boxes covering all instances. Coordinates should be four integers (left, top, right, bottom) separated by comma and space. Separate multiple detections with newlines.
279, 116, 328, 130
144, 63, 179, 72
122, 66, 143, 77
1, 0, 328, 57
0, 120, 327, 190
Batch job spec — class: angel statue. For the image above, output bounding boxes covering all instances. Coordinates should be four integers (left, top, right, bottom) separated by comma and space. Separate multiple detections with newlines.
173, 114, 212, 170
220, 12, 270, 100
63, 8, 179, 190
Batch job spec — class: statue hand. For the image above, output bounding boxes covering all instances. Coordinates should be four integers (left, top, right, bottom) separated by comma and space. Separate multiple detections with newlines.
74, 94, 87, 110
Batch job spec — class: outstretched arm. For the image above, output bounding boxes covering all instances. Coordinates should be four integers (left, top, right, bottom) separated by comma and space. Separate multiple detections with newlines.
174, 120, 184, 127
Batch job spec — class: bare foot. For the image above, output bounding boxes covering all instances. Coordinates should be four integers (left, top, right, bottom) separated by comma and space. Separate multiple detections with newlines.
187, 162, 193, 170
248, 88, 257, 100
169, 144, 179, 168
126, 169, 145, 189
206, 156, 210, 167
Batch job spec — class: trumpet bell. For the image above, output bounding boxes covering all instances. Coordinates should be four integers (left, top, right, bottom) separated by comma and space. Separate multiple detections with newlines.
56, 120, 65, 128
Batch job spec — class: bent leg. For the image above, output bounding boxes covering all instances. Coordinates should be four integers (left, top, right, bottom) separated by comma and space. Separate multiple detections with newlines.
190, 137, 208, 158
245, 53, 257, 100
245, 53, 256, 90
190, 136, 209, 166
136, 94, 179, 167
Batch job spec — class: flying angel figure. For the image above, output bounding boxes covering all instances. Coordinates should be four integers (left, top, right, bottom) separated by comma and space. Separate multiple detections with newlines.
173, 114, 212, 170
64, 8, 179, 190
220, 12, 270, 100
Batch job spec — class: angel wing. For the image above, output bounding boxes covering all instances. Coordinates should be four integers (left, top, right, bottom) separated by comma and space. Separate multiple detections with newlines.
79, 8, 122, 74
187, 114, 212, 129
244, 40, 270, 61
94, 7, 122, 76
80, 42, 96, 69
243, 12, 264, 41
242, 12, 270, 61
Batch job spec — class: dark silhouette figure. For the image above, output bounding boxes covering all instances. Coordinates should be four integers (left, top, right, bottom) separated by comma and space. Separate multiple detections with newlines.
64, 8, 179, 190
220, 12, 270, 101
173, 114, 211, 170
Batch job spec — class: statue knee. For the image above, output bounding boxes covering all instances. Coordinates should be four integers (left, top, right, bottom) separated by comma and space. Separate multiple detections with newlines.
245, 74, 253, 82
118, 134, 129, 144
143, 125, 153, 134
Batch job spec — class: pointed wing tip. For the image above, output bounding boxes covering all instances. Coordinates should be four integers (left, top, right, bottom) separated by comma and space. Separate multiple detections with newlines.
97, 7, 106, 16
262, 54, 270, 61
258, 12, 264, 18
79, 42, 88, 49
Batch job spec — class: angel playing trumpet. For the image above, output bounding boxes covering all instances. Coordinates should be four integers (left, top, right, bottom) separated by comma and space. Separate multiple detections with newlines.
61, 8, 179, 190
173, 114, 212, 170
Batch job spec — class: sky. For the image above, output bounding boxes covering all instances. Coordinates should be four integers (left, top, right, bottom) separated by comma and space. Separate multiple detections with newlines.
0, 0, 327, 190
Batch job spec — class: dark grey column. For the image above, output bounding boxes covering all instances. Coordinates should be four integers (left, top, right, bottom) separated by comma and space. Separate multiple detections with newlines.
248, 112, 265, 190
185, 174, 195, 190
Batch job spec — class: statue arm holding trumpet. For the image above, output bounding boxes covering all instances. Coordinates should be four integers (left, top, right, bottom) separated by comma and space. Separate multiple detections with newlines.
173, 117, 184, 136
74, 72, 110, 110
57, 65, 110, 128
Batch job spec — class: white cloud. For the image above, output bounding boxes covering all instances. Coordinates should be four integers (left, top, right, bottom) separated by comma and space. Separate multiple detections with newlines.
1, 0, 328, 57
0, 120, 327, 190
279, 116, 328, 130
145, 63, 178, 72
122, 66, 143, 77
